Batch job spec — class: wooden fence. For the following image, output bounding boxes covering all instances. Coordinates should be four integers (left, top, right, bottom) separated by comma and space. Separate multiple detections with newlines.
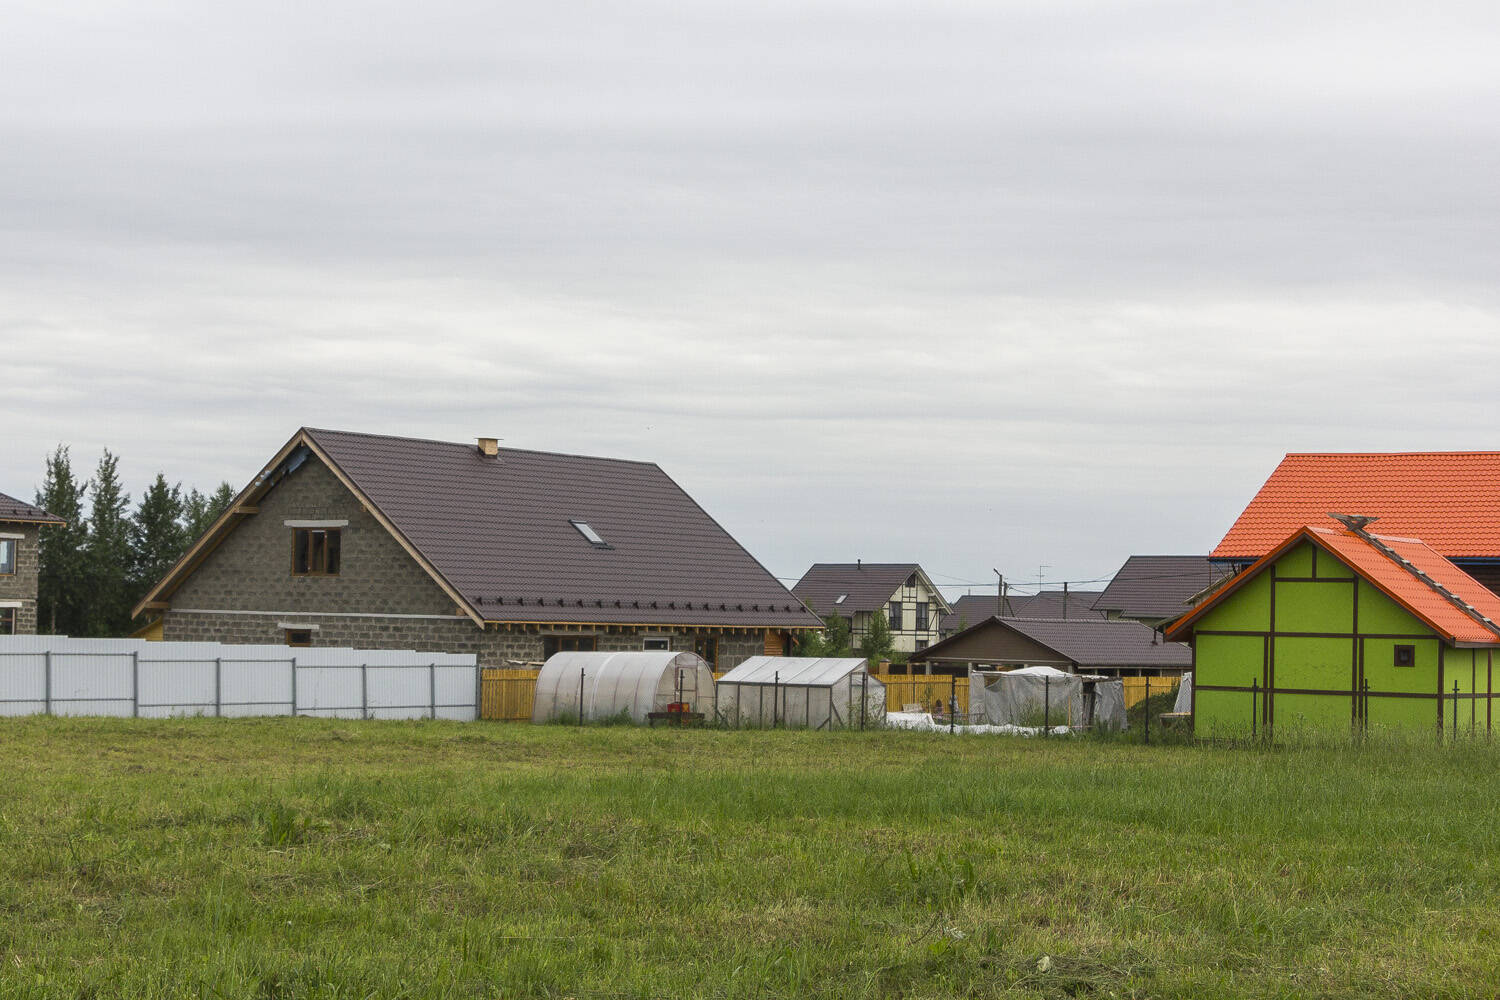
871, 674, 969, 715
1122, 675, 1181, 709
479, 668, 542, 721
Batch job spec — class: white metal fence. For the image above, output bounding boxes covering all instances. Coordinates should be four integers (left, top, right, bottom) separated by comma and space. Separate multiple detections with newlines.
0, 636, 479, 720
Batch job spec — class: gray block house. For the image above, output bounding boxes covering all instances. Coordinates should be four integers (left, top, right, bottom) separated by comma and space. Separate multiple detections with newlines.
0, 492, 65, 635
133, 428, 822, 669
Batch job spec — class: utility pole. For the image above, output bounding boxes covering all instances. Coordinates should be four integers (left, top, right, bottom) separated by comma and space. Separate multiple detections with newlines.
993, 569, 1003, 617
1062, 581, 1069, 619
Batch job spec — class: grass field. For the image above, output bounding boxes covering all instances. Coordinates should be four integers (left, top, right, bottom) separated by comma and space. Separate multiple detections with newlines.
2, 718, 1500, 998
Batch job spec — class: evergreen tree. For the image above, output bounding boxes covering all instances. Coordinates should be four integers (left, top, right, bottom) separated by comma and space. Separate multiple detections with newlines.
861, 608, 895, 662
184, 481, 236, 540
34, 446, 89, 635
130, 473, 187, 601
821, 613, 853, 657
83, 450, 132, 636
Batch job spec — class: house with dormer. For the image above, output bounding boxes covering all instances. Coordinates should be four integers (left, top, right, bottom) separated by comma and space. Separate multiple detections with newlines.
132, 428, 821, 669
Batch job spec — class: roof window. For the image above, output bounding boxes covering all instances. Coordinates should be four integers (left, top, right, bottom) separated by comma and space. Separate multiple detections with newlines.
570, 520, 611, 548
835, 593, 848, 604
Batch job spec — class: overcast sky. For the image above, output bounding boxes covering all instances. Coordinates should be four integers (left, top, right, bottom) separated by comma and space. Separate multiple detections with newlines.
4, 1, 1499, 598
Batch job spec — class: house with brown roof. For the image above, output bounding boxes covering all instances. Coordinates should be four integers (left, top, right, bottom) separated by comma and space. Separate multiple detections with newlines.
1213, 452, 1500, 594
910, 615, 1191, 678
1169, 514, 1500, 737
791, 563, 950, 653
132, 428, 821, 668
0, 491, 66, 635
940, 590, 1104, 636
1092, 556, 1229, 627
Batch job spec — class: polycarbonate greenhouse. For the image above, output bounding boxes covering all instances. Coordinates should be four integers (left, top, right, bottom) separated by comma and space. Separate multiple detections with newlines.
530, 650, 714, 724
714, 656, 885, 729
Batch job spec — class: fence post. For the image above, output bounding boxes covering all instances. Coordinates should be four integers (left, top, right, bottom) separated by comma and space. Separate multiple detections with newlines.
578, 667, 585, 726
773, 671, 780, 728
861, 671, 868, 730
1143, 674, 1150, 745
360, 664, 368, 720
131, 650, 139, 719
290, 658, 298, 717
43, 650, 51, 717
214, 657, 222, 717
1251, 678, 1258, 741
949, 674, 956, 734
1451, 678, 1460, 741
430, 663, 437, 720
1043, 676, 1050, 736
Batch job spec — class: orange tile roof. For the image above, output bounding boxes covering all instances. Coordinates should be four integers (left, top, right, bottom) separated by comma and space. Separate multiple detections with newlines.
1170, 522, 1500, 645
1212, 453, 1500, 561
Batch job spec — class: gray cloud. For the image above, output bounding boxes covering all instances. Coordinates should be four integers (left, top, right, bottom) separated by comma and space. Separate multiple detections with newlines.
3, 0, 1499, 595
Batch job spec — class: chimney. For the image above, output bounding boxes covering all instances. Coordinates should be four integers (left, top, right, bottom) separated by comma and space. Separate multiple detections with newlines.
477, 437, 499, 458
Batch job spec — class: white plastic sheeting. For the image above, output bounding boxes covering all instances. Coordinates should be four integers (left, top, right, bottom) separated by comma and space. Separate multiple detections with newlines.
887, 711, 1070, 736
530, 651, 713, 724
715, 656, 885, 729
968, 666, 1128, 730
0, 635, 479, 719
1173, 672, 1193, 714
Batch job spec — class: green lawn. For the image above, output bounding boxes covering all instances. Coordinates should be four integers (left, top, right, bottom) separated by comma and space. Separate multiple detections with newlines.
2, 718, 1499, 998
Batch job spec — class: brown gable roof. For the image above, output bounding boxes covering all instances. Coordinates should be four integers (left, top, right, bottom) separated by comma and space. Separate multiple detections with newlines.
942, 591, 1105, 632
791, 563, 949, 616
0, 491, 65, 526
1092, 556, 1229, 619
305, 428, 820, 628
916, 615, 1192, 670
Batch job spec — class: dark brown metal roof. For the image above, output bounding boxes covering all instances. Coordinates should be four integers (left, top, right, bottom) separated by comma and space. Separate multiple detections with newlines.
305, 428, 821, 628
1092, 556, 1230, 619
942, 591, 1104, 632
791, 563, 924, 615
915, 615, 1192, 669
0, 491, 65, 526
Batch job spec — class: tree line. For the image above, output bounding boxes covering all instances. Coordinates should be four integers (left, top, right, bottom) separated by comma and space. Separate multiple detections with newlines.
33, 446, 236, 636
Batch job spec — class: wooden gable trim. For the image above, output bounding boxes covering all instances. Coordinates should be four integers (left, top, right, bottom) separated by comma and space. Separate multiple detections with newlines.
130, 429, 486, 628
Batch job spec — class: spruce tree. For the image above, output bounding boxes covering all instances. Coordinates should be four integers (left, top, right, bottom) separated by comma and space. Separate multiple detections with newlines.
130, 473, 187, 602
34, 446, 89, 635
861, 608, 895, 662
184, 481, 237, 540
83, 450, 132, 636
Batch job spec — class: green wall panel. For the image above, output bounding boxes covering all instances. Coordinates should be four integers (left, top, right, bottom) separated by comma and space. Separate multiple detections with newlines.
1355, 579, 1426, 635
1274, 636, 1353, 690
1275, 542, 1313, 578
1275, 581, 1355, 634
1195, 688, 1255, 738
1196, 572, 1271, 632
1362, 638, 1441, 695
1367, 694, 1436, 731
1196, 633, 1263, 689
1273, 692, 1353, 734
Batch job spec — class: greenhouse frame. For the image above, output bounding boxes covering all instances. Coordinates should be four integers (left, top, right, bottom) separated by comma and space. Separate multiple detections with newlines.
530, 650, 714, 724
715, 656, 885, 729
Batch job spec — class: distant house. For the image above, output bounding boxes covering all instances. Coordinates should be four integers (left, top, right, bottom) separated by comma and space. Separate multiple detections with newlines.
133, 428, 821, 668
0, 492, 65, 635
1213, 452, 1500, 594
941, 590, 1104, 635
910, 615, 1191, 678
1168, 515, 1500, 738
1092, 556, 1229, 627
791, 563, 951, 654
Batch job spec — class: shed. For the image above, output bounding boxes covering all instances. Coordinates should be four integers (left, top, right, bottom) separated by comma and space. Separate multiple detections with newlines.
715, 656, 885, 729
531, 651, 714, 724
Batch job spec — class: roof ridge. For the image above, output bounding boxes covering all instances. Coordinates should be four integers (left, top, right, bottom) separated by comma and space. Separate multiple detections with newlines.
1333, 519, 1500, 640
303, 427, 661, 467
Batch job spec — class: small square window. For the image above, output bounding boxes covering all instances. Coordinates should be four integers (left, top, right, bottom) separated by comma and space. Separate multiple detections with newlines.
292, 528, 341, 576
285, 629, 313, 647
0, 539, 14, 575
1394, 644, 1415, 668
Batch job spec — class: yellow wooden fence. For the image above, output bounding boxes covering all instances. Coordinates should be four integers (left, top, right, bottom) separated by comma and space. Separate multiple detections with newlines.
871, 674, 969, 715
1122, 675, 1181, 709
479, 668, 541, 721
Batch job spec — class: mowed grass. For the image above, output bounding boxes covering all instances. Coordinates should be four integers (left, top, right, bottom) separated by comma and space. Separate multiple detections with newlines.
2, 720, 1500, 998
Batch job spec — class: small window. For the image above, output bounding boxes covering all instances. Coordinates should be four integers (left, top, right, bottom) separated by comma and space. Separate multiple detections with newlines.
642, 637, 670, 651
915, 639, 929, 651
0, 539, 14, 575
570, 520, 611, 548
285, 629, 313, 647
694, 635, 718, 668
292, 528, 341, 576
888, 601, 902, 630
1394, 644, 1416, 668
543, 635, 598, 659
916, 602, 930, 631
0, 608, 13, 634
834, 593, 848, 605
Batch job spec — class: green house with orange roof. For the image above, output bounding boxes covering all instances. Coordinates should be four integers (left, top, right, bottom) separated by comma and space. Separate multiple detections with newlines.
1167, 514, 1500, 738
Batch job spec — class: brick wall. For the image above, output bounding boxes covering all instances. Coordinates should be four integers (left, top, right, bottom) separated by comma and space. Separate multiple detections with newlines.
0, 524, 41, 634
